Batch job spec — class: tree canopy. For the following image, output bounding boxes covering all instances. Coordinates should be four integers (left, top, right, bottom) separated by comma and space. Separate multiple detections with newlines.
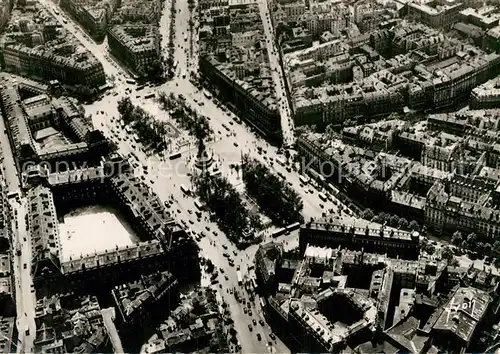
241, 154, 303, 226
158, 92, 213, 141
116, 97, 167, 152
192, 171, 253, 243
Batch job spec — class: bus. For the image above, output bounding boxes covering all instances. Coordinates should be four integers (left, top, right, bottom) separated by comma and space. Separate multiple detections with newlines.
144, 93, 155, 99
7, 190, 19, 200
126, 79, 136, 85
318, 192, 328, 202
259, 298, 266, 310
180, 184, 190, 195
326, 183, 339, 196
203, 90, 212, 99
194, 200, 203, 210
299, 175, 310, 185
272, 228, 287, 238
237, 271, 243, 285
286, 222, 300, 232
211, 170, 222, 177
251, 278, 258, 290
307, 168, 325, 183
169, 152, 181, 160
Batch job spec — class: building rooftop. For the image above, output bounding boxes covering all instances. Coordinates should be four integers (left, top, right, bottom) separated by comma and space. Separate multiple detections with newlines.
303, 218, 417, 242
0, 317, 15, 354
290, 288, 377, 351
27, 185, 60, 270
108, 24, 160, 54
143, 287, 228, 352
112, 270, 177, 323
34, 294, 108, 353
433, 287, 491, 343
0, 84, 34, 153
198, 0, 279, 113
0, 76, 99, 163
0, 255, 11, 278
408, 0, 463, 16
61, 239, 164, 274
110, 173, 175, 241
47, 166, 105, 186
111, 0, 162, 24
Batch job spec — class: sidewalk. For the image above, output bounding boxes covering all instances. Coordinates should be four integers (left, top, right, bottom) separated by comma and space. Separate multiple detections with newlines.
101, 308, 124, 354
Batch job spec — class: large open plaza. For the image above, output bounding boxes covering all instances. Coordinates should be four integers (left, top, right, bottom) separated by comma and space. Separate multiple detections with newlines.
58, 205, 140, 261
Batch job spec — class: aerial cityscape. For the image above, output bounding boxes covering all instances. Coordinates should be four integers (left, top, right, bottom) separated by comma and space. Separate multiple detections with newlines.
2, 0, 500, 352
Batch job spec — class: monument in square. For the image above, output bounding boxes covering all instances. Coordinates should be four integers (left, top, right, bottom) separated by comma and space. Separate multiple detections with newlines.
194, 137, 213, 170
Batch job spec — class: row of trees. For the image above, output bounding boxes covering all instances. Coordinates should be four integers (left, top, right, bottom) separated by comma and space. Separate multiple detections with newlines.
192, 171, 261, 243
165, 0, 177, 80
451, 231, 495, 256
420, 239, 457, 265
158, 92, 213, 141
360, 209, 420, 232
242, 154, 303, 226
117, 97, 168, 152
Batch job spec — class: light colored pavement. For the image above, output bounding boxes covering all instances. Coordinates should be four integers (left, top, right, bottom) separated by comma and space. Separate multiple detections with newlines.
257, 0, 295, 148
0, 103, 20, 194
102, 308, 125, 353
11, 199, 35, 354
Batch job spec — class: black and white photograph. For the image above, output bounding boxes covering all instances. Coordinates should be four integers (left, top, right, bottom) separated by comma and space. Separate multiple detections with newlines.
1, 0, 500, 352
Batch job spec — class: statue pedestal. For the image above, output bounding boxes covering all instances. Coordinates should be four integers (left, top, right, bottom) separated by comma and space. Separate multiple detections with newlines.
194, 149, 213, 170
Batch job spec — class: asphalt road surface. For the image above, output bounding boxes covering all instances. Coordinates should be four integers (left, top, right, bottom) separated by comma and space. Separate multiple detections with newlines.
257, 0, 295, 148
12, 199, 35, 354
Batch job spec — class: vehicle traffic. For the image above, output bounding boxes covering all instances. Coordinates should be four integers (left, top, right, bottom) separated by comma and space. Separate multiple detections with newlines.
169, 152, 182, 160
180, 184, 190, 195
299, 175, 310, 185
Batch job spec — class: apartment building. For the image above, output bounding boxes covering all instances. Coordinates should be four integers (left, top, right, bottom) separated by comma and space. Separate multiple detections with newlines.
2, 44, 105, 87
107, 24, 161, 75
60, 0, 119, 40
407, 0, 464, 29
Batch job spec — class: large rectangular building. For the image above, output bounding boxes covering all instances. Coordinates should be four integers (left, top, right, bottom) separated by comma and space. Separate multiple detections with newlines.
199, 56, 282, 144
299, 219, 420, 260
107, 24, 161, 75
